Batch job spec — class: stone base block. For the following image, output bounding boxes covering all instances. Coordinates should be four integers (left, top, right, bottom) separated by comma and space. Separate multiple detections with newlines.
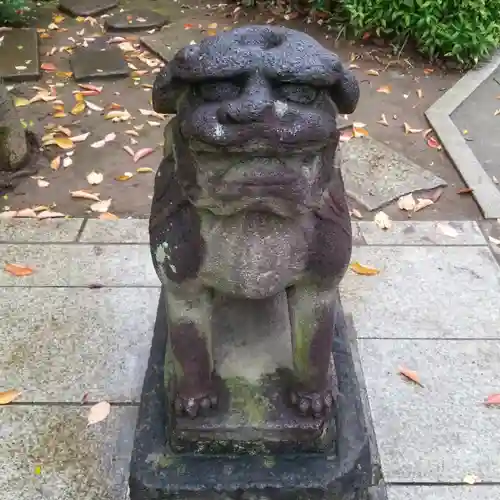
129, 289, 378, 499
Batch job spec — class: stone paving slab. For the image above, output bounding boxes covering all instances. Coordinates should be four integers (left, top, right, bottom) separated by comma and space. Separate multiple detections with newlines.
0, 244, 158, 286
58, 0, 118, 17
0, 28, 40, 81
80, 218, 149, 243
357, 220, 485, 246
388, 486, 500, 500
359, 338, 500, 482
105, 8, 169, 31
0, 405, 136, 500
341, 246, 500, 339
70, 45, 130, 82
340, 137, 447, 212
1, 287, 158, 403
0, 219, 84, 243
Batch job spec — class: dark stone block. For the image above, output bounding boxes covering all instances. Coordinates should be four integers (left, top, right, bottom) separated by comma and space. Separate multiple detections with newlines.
0, 29, 40, 82
70, 45, 129, 82
105, 9, 168, 31
129, 289, 377, 500
58, 0, 118, 17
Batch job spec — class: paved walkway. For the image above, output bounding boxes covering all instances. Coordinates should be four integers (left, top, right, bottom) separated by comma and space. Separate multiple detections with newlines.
1, 218, 500, 499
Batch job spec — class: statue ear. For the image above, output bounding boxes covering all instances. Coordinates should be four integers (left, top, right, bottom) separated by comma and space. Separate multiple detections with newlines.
329, 69, 360, 115
152, 63, 186, 114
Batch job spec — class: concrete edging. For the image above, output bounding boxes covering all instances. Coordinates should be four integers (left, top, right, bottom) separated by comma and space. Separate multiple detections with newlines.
425, 51, 500, 219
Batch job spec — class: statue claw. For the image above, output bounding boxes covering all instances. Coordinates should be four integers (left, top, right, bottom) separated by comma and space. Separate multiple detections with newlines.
290, 389, 335, 418
174, 391, 219, 418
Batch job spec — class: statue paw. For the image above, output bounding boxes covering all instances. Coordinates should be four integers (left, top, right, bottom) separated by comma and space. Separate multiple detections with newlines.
174, 391, 218, 418
290, 389, 334, 418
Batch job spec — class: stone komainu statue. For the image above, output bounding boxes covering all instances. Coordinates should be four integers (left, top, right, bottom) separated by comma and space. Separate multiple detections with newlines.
149, 25, 360, 418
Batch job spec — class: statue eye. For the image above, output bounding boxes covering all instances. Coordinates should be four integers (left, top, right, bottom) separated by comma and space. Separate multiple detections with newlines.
196, 81, 241, 102
275, 83, 318, 104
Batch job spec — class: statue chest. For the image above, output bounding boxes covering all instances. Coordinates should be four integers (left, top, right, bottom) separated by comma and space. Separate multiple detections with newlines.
198, 211, 312, 298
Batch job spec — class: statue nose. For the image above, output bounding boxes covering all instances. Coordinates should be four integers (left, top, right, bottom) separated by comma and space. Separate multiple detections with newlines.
218, 75, 274, 124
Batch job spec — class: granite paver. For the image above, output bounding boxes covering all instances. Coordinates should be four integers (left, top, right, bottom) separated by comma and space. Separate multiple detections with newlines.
1, 287, 158, 402
358, 338, 500, 482
388, 486, 500, 500
341, 245, 500, 339
1, 220, 499, 499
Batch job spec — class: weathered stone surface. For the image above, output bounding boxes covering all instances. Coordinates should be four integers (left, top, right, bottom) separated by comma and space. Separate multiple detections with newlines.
105, 9, 168, 31
357, 220, 486, 246
70, 45, 129, 82
341, 246, 500, 339
80, 218, 149, 243
388, 486, 500, 500
150, 25, 360, 421
479, 219, 500, 265
0, 405, 136, 500
359, 338, 500, 482
0, 29, 40, 82
0, 218, 84, 242
59, 0, 118, 17
340, 136, 447, 211
0, 287, 157, 402
129, 294, 376, 499
0, 244, 158, 286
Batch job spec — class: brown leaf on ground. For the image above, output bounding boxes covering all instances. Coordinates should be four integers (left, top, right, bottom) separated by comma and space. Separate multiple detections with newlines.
86, 171, 103, 185
90, 199, 112, 213
366, 69, 380, 76
87, 401, 111, 425
457, 187, 473, 195
99, 212, 119, 220
397, 193, 416, 211
414, 198, 434, 212
4, 263, 34, 276
376, 85, 391, 94
0, 389, 22, 405
350, 261, 380, 276
133, 147, 153, 163
377, 113, 389, 126
50, 156, 61, 170
374, 210, 392, 229
41, 62, 57, 71
484, 394, 500, 405
71, 190, 100, 201
398, 366, 424, 387
71, 101, 86, 115
403, 122, 423, 134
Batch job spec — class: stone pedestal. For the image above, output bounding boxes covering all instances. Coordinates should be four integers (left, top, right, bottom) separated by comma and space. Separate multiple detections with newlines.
129, 289, 376, 500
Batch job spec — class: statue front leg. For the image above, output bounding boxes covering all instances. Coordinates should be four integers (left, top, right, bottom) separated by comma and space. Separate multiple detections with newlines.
165, 280, 217, 418
287, 284, 340, 417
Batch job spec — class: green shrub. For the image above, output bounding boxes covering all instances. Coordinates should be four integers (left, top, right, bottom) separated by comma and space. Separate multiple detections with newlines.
341, 0, 500, 67
0, 0, 36, 25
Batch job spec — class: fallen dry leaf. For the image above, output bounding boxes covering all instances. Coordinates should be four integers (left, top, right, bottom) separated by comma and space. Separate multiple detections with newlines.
71, 132, 90, 143
377, 114, 389, 126
63, 157, 73, 168
398, 366, 424, 387
90, 139, 106, 149
484, 393, 500, 405
45, 136, 74, 150
374, 211, 392, 230
16, 208, 37, 218
71, 190, 100, 201
71, 101, 86, 115
50, 156, 61, 170
41, 62, 57, 71
416, 89, 423, 99
87, 401, 111, 425
457, 187, 473, 195
414, 198, 434, 212
99, 212, 119, 220
397, 194, 416, 211
426, 136, 441, 149
488, 235, 500, 246
4, 263, 34, 276
87, 171, 103, 185
85, 100, 103, 112
366, 69, 380, 76
37, 179, 50, 188
376, 85, 391, 94
14, 97, 30, 107
403, 122, 423, 134
133, 147, 153, 163
136, 167, 153, 173
116, 172, 134, 181
353, 127, 369, 138
463, 474, 480, 485
78, 83, 102, 93
350, 261, 380, 276
38, 211, 65, 219
0, 389, 22, 405
90, 198, 112, 213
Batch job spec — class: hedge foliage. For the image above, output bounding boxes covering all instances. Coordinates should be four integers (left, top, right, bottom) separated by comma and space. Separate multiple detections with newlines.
0, 0, 36, 25
340, 0, 500, 67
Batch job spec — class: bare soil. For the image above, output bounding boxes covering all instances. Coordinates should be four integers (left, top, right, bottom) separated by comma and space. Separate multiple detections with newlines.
1, 0, 481, 220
